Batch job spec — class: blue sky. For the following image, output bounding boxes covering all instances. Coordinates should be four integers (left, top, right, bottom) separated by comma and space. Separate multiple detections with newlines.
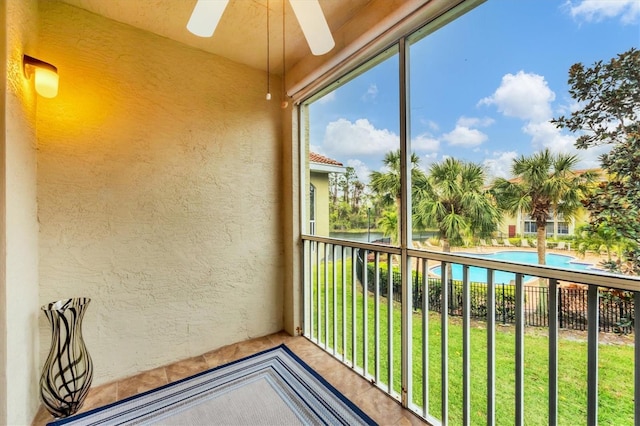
309, 0, 639, 184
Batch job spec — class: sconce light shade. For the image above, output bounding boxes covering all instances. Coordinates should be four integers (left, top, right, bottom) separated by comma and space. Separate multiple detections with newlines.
34, 67, 59, 98
23, 55, 59, 98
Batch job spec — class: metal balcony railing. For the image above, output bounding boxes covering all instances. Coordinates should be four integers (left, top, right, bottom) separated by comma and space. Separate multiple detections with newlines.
301, 235, 640, 425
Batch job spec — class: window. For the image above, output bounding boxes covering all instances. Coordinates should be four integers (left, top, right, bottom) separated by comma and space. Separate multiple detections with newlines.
300, 0, 636, 255
524, 221, 537, 234
300, 2, 638, 422
302, 47, 399, 244
557, 222, 569, 235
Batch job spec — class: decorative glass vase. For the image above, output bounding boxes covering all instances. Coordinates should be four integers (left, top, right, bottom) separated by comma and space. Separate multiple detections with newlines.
40, 298, 93, 418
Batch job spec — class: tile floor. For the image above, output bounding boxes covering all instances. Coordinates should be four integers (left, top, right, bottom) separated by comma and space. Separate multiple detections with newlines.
32, 332, 429, 425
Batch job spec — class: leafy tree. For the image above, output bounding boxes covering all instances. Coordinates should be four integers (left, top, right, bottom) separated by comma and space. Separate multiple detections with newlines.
351, 180, 365, 211
328, 167, 369, 231
369, 150, 427, 243
491, 149, 596, 265
329, 200, 352, 231
329, 172, 339, 205
339, 167, 357, 205
415, 158, 500, 253
552, 47, 640, 274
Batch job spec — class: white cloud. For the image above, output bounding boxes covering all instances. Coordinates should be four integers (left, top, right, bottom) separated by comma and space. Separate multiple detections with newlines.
575, 144, 610, 169
421, 119, 440, 132
323, 118, 398, 157
362, 84, 378, 102
438, 116, 493, 148
478, 71, 599, 162
483, 151, 518, 180
566, 0, 640, 24
411, 133, 440, 152
483, 121, 611, 177
421, 152, 439, 167
522, 121, 610, 170
346, 159, 371, 184
517, 113, 601, 163
457, 116, 495, 128
317, 91, 336, 104
555, 98, 586, 117
523, 121, 576, 152
309, 144, 324, 155
479, 71, 555, 122
442, 125, 488, 147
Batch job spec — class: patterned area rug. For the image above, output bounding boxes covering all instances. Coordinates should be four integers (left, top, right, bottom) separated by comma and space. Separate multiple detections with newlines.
48, 344, 376, 425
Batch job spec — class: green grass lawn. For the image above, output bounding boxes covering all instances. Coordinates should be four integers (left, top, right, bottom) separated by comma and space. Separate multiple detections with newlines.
309, 257, 635, 425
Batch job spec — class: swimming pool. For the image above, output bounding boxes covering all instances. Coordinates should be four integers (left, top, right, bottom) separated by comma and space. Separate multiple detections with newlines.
430, 251, 596, 284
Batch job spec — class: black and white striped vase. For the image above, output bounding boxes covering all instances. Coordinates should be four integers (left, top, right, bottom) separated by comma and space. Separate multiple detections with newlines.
40, 298, 93, 418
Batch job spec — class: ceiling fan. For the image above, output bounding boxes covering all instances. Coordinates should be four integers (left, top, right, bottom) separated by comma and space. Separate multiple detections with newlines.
187, 0, 335, 56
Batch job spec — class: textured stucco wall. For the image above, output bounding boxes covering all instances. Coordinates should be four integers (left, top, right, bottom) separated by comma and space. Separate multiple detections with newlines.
0, 1, 5, 418
37, 1, 284, 384
4, 0, 41, 423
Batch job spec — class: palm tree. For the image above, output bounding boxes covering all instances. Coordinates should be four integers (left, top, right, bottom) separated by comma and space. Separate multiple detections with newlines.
377, 209, 398, 245
491, 149, 596, 265
574, 223, 636, 272
369, 150, 427, 244
414, 158, 500, 253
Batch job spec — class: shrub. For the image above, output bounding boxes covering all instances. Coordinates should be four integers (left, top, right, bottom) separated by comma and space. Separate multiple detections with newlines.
363, 260, 518, 322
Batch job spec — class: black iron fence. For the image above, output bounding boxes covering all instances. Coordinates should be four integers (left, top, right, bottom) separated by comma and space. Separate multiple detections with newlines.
362, 261, 635, 334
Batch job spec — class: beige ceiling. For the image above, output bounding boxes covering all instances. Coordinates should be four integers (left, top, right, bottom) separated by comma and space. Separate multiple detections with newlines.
57, 0, 382, 76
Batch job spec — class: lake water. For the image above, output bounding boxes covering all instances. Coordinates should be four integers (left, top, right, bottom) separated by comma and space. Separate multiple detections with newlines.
330, 231, 436, 243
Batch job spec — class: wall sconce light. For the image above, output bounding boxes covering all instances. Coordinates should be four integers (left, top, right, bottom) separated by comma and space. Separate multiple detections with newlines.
23, 54, 59, 98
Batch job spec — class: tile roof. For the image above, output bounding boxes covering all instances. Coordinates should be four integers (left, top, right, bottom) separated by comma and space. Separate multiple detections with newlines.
310, 152, 343, 166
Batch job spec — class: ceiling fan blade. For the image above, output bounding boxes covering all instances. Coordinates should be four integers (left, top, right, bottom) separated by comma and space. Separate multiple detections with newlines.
187, 0, 229, 38
288, 0, 335, 56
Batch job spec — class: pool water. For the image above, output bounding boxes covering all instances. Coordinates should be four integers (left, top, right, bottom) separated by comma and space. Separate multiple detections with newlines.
430, 250, 596, 284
